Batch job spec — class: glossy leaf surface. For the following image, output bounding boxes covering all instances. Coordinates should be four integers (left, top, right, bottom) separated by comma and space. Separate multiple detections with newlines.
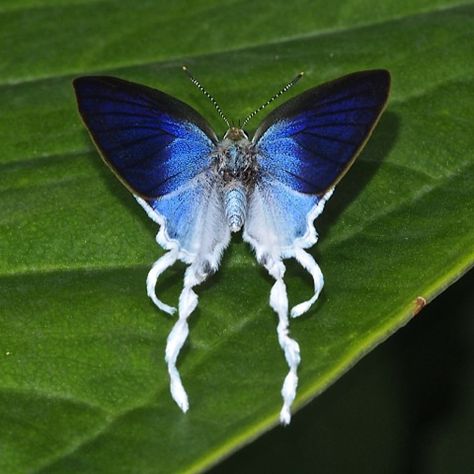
0, 1, 473, 472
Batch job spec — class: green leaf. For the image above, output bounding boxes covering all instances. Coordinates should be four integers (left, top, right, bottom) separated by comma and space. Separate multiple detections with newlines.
1, 0, 473, 472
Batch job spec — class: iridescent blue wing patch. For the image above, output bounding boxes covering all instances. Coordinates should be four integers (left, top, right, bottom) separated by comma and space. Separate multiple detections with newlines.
253, 70, 391, 194
73, 76, 217, 197
244, 70, 390, 423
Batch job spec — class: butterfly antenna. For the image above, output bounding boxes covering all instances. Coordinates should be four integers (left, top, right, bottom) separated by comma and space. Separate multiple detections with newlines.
182, 66, 230, 128
241, 72, 304, 128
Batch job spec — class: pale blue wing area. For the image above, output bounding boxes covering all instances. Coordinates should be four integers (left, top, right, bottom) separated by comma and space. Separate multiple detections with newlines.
139, 171, 231, 261
243, 176, 325, 257
244, 174, 333, 317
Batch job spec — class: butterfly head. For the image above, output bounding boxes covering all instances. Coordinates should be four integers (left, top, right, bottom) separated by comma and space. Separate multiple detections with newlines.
224, 127, 248, 142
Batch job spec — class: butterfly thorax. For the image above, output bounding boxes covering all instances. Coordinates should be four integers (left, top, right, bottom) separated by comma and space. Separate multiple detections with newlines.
212, 127, 257, 232
214, 128, 257, 184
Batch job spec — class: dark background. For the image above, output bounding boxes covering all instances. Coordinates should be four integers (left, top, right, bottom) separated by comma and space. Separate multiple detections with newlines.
212, 269, 473, 473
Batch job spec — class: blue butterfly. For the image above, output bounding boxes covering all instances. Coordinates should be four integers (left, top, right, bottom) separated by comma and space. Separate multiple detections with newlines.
73, 68, 390, 424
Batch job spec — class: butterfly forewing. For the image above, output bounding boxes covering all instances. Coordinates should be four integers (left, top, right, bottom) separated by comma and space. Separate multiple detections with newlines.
73, 76, 217, 199
253, 69, 391, 195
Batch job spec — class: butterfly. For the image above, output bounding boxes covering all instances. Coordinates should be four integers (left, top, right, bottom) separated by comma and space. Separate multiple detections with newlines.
73, 67, 390, 424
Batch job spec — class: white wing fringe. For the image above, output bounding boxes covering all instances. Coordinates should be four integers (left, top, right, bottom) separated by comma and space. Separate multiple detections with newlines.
147, 251, 218, 413
290, 247, 324, 318
264, 247, 325, 424
146, 250, 178, 315
265, 257, 301, 425
145, 248, 190, 412
165, 262, 210, 412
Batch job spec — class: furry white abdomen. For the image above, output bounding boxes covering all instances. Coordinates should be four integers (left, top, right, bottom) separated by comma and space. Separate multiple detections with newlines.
224, 184, 247, 232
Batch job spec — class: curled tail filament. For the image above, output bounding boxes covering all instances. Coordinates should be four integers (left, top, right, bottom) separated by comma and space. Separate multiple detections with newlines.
263, 255, 301, 425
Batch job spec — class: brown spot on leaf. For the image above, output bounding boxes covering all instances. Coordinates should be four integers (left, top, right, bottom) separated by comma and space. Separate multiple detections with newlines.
414, 296, 427, 315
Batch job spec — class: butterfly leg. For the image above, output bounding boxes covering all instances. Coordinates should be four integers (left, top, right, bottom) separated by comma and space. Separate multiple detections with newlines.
165, 259, 211, 413
263, 255, 301, 425
146, 249, 178, 315
290, 247, 324, 318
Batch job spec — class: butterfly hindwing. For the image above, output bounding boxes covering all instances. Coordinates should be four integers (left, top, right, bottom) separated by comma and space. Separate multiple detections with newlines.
140, 171, 231, 261
73, 76, 217, 198
253, 69, 391, 195
244, 176, 321, 255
